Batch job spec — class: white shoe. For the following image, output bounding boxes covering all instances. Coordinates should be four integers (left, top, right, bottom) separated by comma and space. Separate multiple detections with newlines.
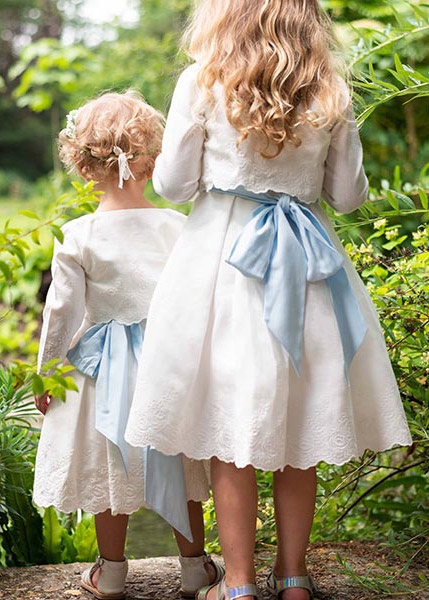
81, 556, 128, 600
179, 552, 225, 598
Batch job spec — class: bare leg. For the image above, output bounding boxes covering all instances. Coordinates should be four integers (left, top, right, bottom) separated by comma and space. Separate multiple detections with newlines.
174, 500, 206, 557
208, 458, 258, 600
273, 467, 317, 600
92, 510, 129, 587
173, 501, 216, 581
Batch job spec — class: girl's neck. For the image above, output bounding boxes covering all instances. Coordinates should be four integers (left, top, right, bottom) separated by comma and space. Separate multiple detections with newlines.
96, 178, 155, 212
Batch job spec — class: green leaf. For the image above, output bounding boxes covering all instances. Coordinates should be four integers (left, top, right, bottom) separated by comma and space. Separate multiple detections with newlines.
394, 53, 407, 80
43, 507, 64, 564
410, 3, 429, 23
374, 476, 427, 493
50, 224, 64, 244
419, 161, 429, 180
9, 243, 26, 267
63, 376, 79, 392
18, 210, 40, 220
32, 374, 45, 396
60, 530, 78, 564
79, 202, 97, 213
0, 260, 13, 282
418, 189, 428, 209
74, 517, 98, 562
386, 190, 399, 211
31, 230, 41, 245
393, 165, 402, 191
71, 181, 83, 193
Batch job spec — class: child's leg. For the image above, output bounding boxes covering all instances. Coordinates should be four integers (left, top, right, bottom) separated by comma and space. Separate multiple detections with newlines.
95, 510, 129, 560
273, 466, 317, 599
174, 500, 206, 557
90, 510, 129, 588
207, 458, 258, 600
174, 500, 218, 590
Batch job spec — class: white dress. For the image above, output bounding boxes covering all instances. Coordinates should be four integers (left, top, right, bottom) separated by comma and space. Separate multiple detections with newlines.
33, 208, 210, 516
125, 65, 412, 471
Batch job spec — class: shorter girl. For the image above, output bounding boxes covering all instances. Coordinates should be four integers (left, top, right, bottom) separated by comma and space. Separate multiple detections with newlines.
33, 91, 223, 600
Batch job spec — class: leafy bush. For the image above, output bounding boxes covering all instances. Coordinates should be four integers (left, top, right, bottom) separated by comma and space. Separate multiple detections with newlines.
43, 507, 98, 565
0, 363, 98, 567
0, 364, 44, 566
0, 182, 101, 567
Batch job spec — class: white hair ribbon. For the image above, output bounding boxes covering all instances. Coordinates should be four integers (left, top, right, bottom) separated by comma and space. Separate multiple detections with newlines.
113, 146, 136, 189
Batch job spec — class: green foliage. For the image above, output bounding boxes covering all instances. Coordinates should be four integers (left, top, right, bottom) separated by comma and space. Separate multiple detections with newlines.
43, 507, 98, 564
9, 39, 96, 113
336, 552, 429, 596
328, 0, 429, 182
0, 364, 44, 566
0, 362, 97, 567
0, 179, 99, 301
43, 506, 63, 563
73, 515, 98, 563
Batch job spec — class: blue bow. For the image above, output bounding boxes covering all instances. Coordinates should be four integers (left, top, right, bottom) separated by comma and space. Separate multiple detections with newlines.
212, 186, 367, 380
66, 321, 193, 541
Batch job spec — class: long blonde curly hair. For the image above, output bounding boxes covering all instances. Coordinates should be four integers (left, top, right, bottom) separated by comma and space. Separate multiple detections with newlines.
184, 0, 346, 157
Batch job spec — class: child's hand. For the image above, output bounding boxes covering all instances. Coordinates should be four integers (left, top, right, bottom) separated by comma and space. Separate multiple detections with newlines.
34, 391, 52, 415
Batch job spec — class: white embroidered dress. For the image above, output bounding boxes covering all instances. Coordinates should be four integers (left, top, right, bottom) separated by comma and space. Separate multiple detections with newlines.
33, 207, 209, 515
125, 65, 412, 471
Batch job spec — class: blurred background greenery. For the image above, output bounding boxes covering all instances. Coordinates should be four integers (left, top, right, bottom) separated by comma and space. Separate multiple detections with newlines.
0, 0, 428, 597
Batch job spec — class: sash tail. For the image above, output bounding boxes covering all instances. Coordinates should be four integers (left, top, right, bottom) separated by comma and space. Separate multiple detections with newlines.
143, 448, 193, 542
212, 186, 368, 381
67, 320, 193, 542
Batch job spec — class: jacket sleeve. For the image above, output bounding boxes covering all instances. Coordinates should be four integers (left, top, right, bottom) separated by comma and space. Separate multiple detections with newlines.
152, 64, 205, 204
322, 102, 369, 214
37, 225, 86, 372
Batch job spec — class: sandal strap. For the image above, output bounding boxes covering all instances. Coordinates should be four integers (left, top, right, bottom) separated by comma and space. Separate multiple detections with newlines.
268, 571, 315, 596
207, 556, 226, 583
198, 576, 258, 600
197, 580, 221, 600
224, 584, 258, 599
89, 557, 104, 582
220, 577, 258, 599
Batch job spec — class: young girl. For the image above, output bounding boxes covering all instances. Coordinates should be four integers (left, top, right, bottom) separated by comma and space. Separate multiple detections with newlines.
125, 1, 413, 599
33, 91, 224, 600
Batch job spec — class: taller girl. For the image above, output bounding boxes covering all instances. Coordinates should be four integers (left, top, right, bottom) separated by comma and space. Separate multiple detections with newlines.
126, 1, 412, 599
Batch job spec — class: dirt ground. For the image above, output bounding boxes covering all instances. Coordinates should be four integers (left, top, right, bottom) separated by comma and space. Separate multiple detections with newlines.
0, 542, 427, 600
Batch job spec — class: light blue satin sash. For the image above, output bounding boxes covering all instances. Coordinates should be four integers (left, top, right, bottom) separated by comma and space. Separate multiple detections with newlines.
212, 186, 367, 380
66, 320, 193, 541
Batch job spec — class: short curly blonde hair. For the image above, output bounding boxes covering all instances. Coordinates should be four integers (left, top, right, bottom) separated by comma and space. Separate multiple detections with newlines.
59, 91, 164, 183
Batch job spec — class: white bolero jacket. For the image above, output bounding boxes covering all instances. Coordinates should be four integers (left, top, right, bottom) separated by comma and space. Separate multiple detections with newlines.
38, 208, 185, 371
153, 64, 368, 213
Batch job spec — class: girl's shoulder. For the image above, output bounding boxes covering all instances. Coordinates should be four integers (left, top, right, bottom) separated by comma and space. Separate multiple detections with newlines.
157, 207, 187, 222
60, 212, 96, 242
174, 63, 202, 98
62, 208, 186, 239
336, 76, 352, 112
178, 63, 200, 83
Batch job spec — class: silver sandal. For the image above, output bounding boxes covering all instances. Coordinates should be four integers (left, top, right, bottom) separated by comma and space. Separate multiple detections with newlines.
267, 571, 315, 599
179, 552, 225, 598
197, 575, 258, 599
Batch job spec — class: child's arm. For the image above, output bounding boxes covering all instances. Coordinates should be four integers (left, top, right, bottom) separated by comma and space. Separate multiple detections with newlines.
322, 102, 369, 214
153, 65, 205, 203
37, 225, 85, 375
